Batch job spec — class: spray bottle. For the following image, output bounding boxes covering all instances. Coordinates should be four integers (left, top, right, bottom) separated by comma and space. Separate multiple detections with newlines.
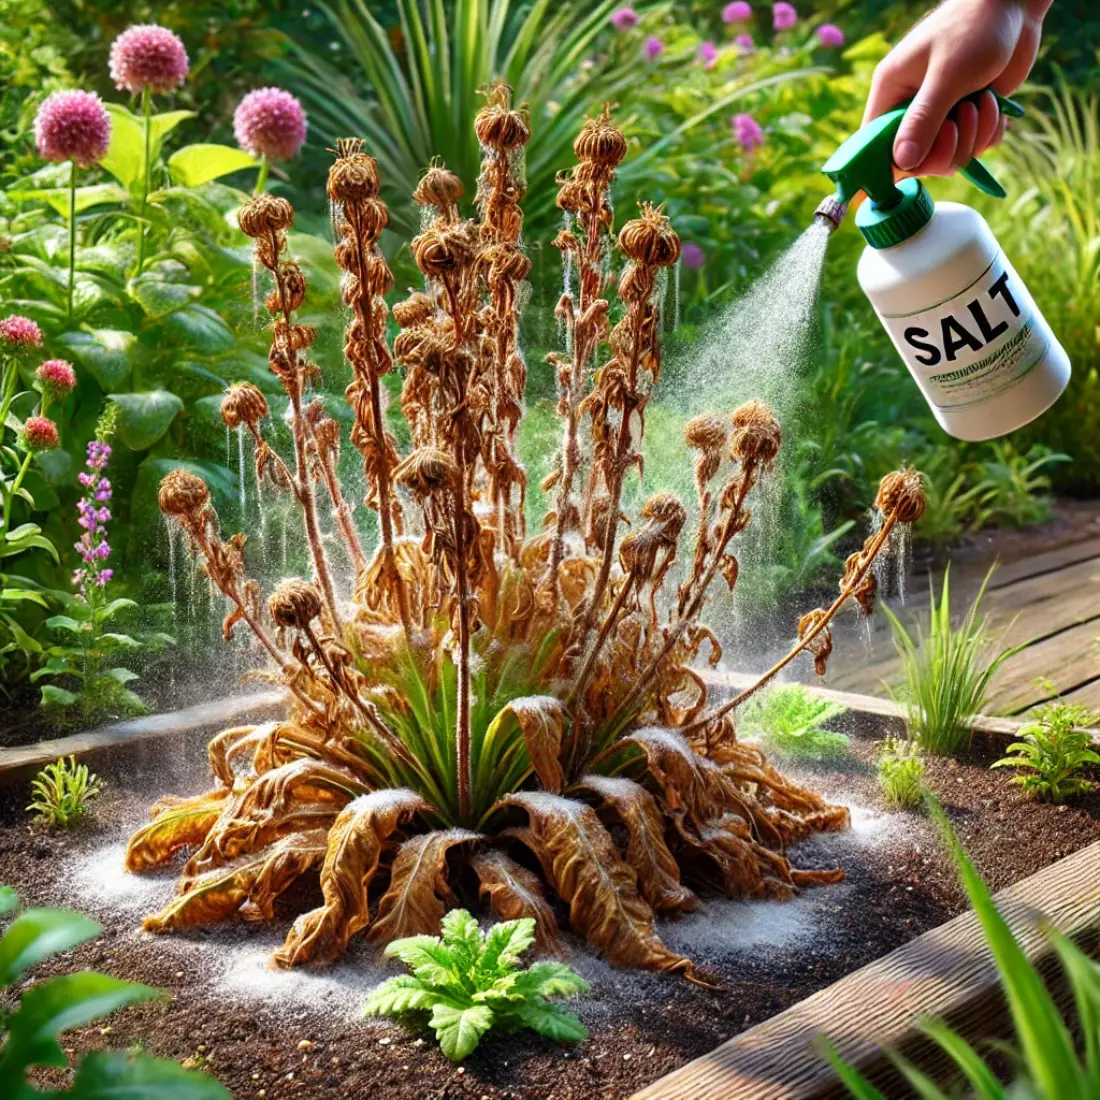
817, 93, 1070, 442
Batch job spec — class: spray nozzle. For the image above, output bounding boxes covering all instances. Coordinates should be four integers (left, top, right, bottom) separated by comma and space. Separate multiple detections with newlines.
820, 90, 1024, 247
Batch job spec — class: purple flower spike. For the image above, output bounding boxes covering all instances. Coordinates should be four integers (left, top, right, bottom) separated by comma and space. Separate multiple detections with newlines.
699, 41, 718, 67
610, 6, 639, 32
732, 112, 765, 153
644, 35, 664, 61
234, 88, 308, 163
34, 91, 112, 168
109, 24, 189, 95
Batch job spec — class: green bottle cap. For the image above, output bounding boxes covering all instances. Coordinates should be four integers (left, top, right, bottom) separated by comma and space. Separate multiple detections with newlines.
820, 91, 1024, 249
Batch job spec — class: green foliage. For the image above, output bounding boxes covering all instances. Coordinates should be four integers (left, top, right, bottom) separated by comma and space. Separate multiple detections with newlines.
992, 685, 1100, 803
886, 567, 1019, 755
739, 683, 850, 760
822, 798, 1100, 1100
364, 908, 588, 1062
0, 886, 229, 1098
876, 737, 925, 810
26, 755, 102, 827
972, 442, 1068, 529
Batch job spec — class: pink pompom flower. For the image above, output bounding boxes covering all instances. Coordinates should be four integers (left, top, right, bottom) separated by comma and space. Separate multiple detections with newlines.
36, 359, 78, 402
33, 91, 111, 168
681, 243, 705, 270
734, 33, 756, 51
0, 315, 43, 349
644, 35, 665, 61
773, 2, 798, 30
233, 88, 308, 162
817, 23, 845, 47
610, 6, 639, 32
110, 24, 188, 95
732, 112, 764, 153
698, 41, 719, 67
20, 416, 60, 454
722, 2, 753, 23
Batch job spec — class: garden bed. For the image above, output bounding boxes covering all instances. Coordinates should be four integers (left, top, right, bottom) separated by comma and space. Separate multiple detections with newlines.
2, 702, 1098, 1100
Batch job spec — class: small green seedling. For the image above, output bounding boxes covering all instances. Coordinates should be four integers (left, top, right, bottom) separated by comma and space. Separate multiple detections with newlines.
364, 909, 589, 1062
876, 737, 926, 810
740, 683, 850, 760
27, 755, 102, 826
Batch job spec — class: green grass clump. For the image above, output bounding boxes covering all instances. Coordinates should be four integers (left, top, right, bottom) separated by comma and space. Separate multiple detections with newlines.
26, 756, 101, 827
364, 909, 588, 1062
739, 684, 849, 760
885, 566, 1018, 755
992, 686, 1100, 803
876, 738, 925, 810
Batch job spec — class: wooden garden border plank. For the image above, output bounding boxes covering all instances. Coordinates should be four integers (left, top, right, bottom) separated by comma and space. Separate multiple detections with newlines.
0, 690, 285, 777
633, 840, 1100, 1100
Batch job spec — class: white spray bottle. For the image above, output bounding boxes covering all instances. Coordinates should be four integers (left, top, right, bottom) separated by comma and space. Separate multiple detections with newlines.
819, 92, 1069, 442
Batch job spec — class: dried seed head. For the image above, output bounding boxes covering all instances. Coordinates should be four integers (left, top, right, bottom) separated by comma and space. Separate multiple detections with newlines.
328, 141, 381, 203
730, 400, 781, 467
314, 417, 341, 455
221, 382, 269, 429
158, 469, 210, 517
474, 83, 531, 151
394, 447, 458, 496
479, 242, 531, 284
684, 413, 727, 453
412, 222, 476, 278
392, 292, 434, 330
573, 103, 627, 168
413, 165, 464, 209
618, 202, 681, 267
875, 469, 926, 524
238, 193, 295, 238
797, 608, 834, 677
640, 491, 687, 539
278, 262, 307, 312
269, 578, 323, 629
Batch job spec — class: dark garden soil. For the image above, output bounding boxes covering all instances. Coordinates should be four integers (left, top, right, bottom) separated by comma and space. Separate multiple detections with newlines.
1, 714, 1099, 1100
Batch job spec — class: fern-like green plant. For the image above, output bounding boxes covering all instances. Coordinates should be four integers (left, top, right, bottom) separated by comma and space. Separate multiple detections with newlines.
26, 756, 101, 827
992, 686, 1100, 803
876, 737, 926, 810
0, 886, 228, 1098
739, 684, 850, 760
885, 566, 1020, 755
364, 909, 589, 1062
820, 798, 1100, 1099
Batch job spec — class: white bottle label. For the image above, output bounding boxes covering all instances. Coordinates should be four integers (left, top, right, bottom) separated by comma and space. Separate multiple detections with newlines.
878, 252, 1049, 412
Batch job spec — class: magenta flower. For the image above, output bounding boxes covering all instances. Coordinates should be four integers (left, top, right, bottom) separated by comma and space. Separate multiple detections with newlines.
73, 439, 114, 601
609, 6, 639, 31
722, 2, 753, 23
732, 112, 765, 153
773, 2, 797, 30
735, 33, 756, 51
109, 24, 189, 95
0, 315, 43, 348
36, 359, 77, 402
20, 416, 59, 454
644, 35, 664, 61
233, 88, 308, 163
33, 91, 111, 168
681, 243, 705, 270
817, 23, 845, 47
698, 41, 718, 67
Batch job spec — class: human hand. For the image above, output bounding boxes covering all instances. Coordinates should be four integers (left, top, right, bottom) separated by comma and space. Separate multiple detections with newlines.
863, 0, 1053, 177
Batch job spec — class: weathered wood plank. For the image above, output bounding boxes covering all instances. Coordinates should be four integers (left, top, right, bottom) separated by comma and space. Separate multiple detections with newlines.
986, 618, 1100, 714
986, 537, 1100, 590
632, 841, 1100, 1100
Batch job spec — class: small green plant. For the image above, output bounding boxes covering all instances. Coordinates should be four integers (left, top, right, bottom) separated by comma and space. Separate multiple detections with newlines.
973, 441, 1068, 529
821, 798, 1100, 1099
885, 566, 1019, 755
992, 685, 1100, 803
0, 885, 228, 1097
27, 755, 101, 826
364, 909, 589, 1062
876, 737, 926, 810
740, 684, 850, 760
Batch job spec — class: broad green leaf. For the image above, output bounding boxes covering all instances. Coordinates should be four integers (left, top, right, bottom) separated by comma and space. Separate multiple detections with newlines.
479, 917, 535, 974
0, 615, 43, 654
163, 305, 235, 352
108, 390, 184, 451
363, 975, 440, 1017
383, 935, 458, 987
522, 961, 589, 999
100, 105, 197, 192
0, 534, 60, 562
168, 144, 258, 188
429, 1001, 493, 1062
0, 589, 49, 609
104, 667, 140, 685
0, 908, 100, 986
0, 887, 19, 916
59, 329, 135, 390
7, 184, 130, 218
127, 276, 200, 318
45, 615, 84, 634
64, 1049, 231, 1099
40, 685, 79, 707
441, 908, 482, 961
100, 633, 141, 649
100, 598, 139, 617
515, 1000, 587, 1043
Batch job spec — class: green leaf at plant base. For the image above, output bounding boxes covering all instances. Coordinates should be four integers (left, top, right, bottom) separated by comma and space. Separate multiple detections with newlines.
59, 329, 135, 391
39, 685, 79, 708
127, 275, 201, 319
429, 1001, 494, 1062
363, 974, 440, 1017
167, 144, 258, 188
108, 390, 184, 451
64, 1048, 231, 1099
0, 886, 18, 916
0, 908, 100, 986
7, 184, 130, 219
515, 1000, 587, 1043
163, 305, 235, 352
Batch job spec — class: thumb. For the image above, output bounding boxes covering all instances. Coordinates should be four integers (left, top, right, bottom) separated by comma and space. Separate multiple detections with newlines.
893, 67, 966, 171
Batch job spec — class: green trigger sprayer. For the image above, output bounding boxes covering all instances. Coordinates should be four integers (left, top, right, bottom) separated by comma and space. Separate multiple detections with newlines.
814, 91, 1069, 441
